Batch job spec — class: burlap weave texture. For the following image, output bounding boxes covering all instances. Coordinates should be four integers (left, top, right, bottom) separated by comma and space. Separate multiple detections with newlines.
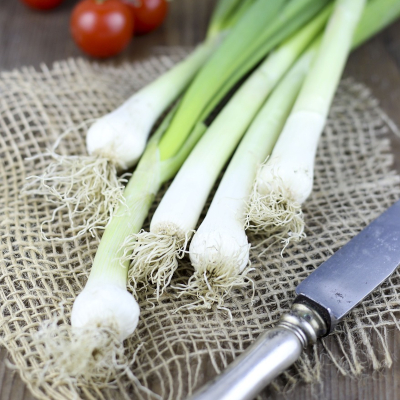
1, 50, 400, 400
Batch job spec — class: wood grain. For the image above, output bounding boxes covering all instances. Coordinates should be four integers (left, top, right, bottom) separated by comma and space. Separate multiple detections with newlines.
1, 1, 400, 399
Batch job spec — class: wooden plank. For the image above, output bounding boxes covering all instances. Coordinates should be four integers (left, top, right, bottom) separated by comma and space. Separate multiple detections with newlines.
345, 24, 400, 173
0, 0, 216, 70
0, 350, 34, 400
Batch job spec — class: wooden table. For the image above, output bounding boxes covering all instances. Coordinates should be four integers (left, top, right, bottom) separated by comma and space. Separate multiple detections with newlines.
1, 1, 400, 399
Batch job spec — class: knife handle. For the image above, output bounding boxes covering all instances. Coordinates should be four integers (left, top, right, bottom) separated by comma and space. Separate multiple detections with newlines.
187, 327, 302, 400
188, 303, 327, 400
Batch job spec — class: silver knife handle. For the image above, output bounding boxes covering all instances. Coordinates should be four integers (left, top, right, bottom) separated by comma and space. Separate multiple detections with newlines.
188, 303, 327, 400
188, 327, 302, 400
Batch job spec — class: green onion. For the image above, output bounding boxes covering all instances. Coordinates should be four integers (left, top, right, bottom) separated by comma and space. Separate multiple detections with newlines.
247, 0, 366, 240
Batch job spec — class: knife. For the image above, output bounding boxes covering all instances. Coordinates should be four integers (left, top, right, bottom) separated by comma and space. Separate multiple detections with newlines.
188, 199, 400, 400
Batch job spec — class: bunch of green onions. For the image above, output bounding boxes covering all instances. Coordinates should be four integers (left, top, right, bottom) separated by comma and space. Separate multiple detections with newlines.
71, 0, 330, 338
29, 0, 400, 383
124, 5, 333, 300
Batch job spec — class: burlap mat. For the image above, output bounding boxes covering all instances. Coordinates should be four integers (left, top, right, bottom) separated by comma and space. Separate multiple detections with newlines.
1, 50, 400, 400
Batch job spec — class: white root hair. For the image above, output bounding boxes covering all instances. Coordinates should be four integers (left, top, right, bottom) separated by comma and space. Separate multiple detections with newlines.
246, 169, 306, 248
23, 126, 128, 241
26, 315, 159, 399
175, 250, 254, 314
122, 228, 192, 299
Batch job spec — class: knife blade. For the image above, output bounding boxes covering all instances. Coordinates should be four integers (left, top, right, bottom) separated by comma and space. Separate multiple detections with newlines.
188, 199, 400, 400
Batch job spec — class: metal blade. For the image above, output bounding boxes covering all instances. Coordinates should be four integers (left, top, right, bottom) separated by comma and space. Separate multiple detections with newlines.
295, 199, 400, 333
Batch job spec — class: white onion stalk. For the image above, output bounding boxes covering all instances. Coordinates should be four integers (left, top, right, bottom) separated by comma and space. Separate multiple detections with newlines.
185, 48, 317, 309
71, 283, 140, 342
247, 0, 366, 240
86, 39, 220, 171
123, 8, 331, 299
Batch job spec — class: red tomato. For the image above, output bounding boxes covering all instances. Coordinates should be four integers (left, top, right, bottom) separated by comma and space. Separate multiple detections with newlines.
70, 0, 134, 58
20, 0, 64, 10
122, 0, 168, 35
